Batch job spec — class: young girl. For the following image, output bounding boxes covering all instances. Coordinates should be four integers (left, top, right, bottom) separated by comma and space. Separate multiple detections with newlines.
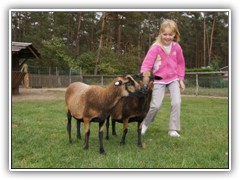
141, 19, 185, 137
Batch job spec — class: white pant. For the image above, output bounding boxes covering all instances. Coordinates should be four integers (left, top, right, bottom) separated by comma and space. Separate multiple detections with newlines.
143, 80, 181, 131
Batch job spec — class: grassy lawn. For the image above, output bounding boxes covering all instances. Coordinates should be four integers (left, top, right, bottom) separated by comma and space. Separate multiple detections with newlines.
11, 95, 229, 169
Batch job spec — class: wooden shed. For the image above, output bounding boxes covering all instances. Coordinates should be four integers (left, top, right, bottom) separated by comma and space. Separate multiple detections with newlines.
12, 42, 40, 94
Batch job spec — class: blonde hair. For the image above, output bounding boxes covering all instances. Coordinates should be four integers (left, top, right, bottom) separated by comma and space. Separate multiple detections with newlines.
153, 19, 180, 46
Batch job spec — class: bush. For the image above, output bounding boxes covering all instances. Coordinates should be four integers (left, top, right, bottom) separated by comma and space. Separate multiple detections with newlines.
77, 52, 97, 74
186, 67, 214, 72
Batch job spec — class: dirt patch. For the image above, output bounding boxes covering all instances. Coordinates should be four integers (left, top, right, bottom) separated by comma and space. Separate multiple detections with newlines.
12, 88, 228, 102
12, 88, 66, 102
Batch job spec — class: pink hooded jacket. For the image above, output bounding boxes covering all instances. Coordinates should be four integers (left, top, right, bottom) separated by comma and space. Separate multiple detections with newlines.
141, 42, 185, 83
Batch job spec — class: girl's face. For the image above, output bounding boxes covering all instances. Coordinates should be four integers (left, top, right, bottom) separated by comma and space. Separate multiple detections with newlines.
160, 27, 176, 46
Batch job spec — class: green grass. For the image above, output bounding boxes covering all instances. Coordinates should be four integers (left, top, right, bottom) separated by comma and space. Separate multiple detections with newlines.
11, 96, 229, 169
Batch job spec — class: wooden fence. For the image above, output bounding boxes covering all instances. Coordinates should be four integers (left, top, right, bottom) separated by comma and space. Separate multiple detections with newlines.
26, 71, 228, 97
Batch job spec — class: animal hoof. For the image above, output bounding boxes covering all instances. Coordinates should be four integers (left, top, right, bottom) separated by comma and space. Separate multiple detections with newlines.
100, 152, 106, 155
100, 148, 106, 154
138, 144, 143, 148
120, 141, 125, 146
83, 145, 89, 150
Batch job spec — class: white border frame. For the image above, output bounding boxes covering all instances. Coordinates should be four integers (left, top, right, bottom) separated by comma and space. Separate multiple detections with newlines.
9, 9, 231, 172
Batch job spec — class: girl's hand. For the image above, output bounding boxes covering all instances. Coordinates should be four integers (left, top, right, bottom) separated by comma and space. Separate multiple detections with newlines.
179, 80, 185, 92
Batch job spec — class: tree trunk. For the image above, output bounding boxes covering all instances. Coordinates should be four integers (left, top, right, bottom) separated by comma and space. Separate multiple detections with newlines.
117, 16, 122, 56
22, 12, 28, 40
137, 28, 141, 72
76, 12, 83, 57
209, 15, 216, 65
148, 33, 152, 49
90, 17, 94, 50
69, 13, 74, 46
14, 12, 19, 41
94, 12, 107, 75
129, 32, 133, 55
110, 27, 113, 48
203, 13, 207, 67
195, 20, 199, 68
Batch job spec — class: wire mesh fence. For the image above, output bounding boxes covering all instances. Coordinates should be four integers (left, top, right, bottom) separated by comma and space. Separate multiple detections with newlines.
183, 72, 228, 97
26, 66, 229, 97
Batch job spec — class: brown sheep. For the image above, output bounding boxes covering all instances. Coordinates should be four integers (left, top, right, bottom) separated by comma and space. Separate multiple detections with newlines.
65, 75, 140, 154
105, 71, 162, 147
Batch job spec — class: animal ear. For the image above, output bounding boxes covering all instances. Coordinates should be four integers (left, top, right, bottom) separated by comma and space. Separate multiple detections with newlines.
115, 80, 123, 86
133, 73, 142, 79
126, 76, 135, 85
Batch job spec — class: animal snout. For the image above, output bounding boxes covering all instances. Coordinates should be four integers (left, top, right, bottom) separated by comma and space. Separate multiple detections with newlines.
143, 84, 148, 90
143, 83, 149, 91
139, 84, 150, 94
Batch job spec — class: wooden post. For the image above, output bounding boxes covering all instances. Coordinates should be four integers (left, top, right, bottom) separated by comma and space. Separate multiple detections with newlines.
49, 67, 51, 88
195, 73, 199, 96
38, 69, 41, 87
23, 64, 29, 88
56, 67, 61, 87
80, 67, 83, 82
101, 75, 104, 86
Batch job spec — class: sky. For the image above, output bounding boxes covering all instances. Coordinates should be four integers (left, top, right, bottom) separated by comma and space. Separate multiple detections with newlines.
1, 0, 238, 179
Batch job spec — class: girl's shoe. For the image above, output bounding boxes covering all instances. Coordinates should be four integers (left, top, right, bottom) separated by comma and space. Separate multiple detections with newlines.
141, 124, 148, 135
168, 130, 180, 138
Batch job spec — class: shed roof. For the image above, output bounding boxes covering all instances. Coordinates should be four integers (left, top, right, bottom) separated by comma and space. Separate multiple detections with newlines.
220, 66, 228, 71
12, 41, 41, 59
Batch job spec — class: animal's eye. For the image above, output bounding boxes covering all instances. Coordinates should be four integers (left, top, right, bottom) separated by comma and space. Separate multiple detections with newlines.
126, 80, 134, 86
126, 82, 131, 86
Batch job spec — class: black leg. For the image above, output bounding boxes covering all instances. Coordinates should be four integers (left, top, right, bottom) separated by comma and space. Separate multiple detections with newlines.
99, 120, 106, 154
105, 116, 110, 140
99, 131, 105, 154
120, 128, 128, 146
76, 120, 81, 140
137, 121, 143, 148
67, 112, 72, 144
112, 120, 117, 136
83, 130, 90, 150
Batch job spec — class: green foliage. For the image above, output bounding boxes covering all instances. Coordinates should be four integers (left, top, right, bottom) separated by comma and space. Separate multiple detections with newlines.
98, 46, 119, 74
41, 37, 74, 68
91, 46, 139, 75
118, 54, 139, 74
11, 11, 229, 74
210, 56, 221, 71
68, 47, 139, 75
186, 67, 215, 72
77, 52, 96, 74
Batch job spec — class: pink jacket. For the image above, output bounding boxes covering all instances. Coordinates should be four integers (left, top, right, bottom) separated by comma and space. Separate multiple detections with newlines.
141, 42, 185, 83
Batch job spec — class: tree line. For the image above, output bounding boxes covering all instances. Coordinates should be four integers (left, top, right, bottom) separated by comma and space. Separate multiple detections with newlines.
11, 10, 229, 75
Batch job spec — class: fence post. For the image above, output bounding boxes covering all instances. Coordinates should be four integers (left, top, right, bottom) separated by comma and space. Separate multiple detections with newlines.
195, 73, 199, 96
101, 75, 104, 86
38, 69, 41, 87
56, 67, 61, 87
80, 67, 83, 82
48, 67, 51, 88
